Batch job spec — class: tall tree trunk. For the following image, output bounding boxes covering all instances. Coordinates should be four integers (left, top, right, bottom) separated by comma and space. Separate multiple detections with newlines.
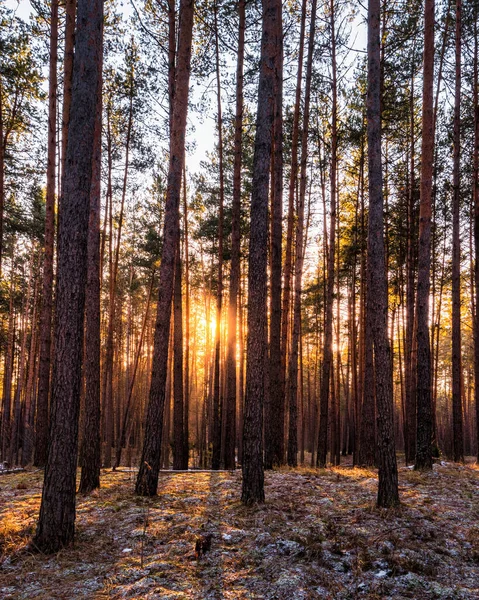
1, 252, 15, 462
34, 0, 58, 468
183, 171, 190, 466
10, 254, 35, 464
366, 0, 399, 507
224, 0, 245, 471
281, 0, 307, 456
212, 0, 224, 470
404, 68, 417, 466
288, 0, 317, 468
265, 0, 283, 470
317, 0, 336, 468
135, 0, 194, 496
61, 0, 76, 186
173, 239, 185, 469
33, 0, 103, 552
415, 0, 435, 471
0, 76, 4, 277
473, 0, 479, 465
452, 0, 464, 463
79, 33, 103, 493
22, 281, 40, 466
241, 0, 279, 505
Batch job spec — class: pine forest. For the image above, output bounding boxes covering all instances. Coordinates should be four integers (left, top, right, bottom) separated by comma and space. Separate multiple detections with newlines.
0, 0, 478, 597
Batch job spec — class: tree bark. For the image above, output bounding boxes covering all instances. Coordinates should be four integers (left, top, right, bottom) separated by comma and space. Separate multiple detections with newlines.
183, 171, 190, 466
33, 0, 103, 552
265, 0, 283, 470
224, 0, 245, 471
61, 0, 76, 186
212, 0, 225, 470
281, 0, 307, 461
452, 0, 464, 463
317, 0, 336, 468
173, 239, 185, 470
415, 0, 434, 471
79, 31, 103, 493
404, 68, 417, 466
473, 0, 479, 465
288, 0, 317, 468
34, 0, 58, 468
366, 0, 399, 507
135, 0, 194, 496
242, 0, 279, 505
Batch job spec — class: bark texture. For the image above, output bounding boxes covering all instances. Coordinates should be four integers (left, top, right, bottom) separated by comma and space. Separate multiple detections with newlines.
135, 0, 194, 496
79, 32, 103, 493
242, 0, 279, 505
451, 0, 464, 463
415, 0, 434, 471
224, 0, 245, 471
33, 0, 103, 552
34, 0, 58, 467
366, 0, 399, 508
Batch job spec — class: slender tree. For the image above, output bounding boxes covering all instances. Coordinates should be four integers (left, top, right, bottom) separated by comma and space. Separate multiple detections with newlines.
242, 0, 279, 504
451, 0, 464, 463
33, 0, 58, 467
224, 0, 245, 471
366, 0, 399, 507
33, 0, 103, 551
211, 0, 225, 470
473, 0, 479, 465
265, 0, 283, 470
415, 0, 435, 471
135, 0, 194, 496
281, 0, 307, 463
173, 239, 186, 469
79, 24, 103, 492
317, 0, 336, 468
289, 0, 317, 468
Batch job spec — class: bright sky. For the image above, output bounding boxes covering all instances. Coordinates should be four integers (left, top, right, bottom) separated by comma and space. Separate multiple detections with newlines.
6, 0, 368, 193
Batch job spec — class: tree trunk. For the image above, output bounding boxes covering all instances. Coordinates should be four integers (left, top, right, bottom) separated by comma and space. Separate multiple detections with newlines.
33, 0, 103, 552
34, 0, 58, 468
0, 76, 4, 276
61, 0, 76, 186
183, 171, 190, 466
317, 0, 336, 469
135, 0, 194, 496
265, 0, 283, 470
79, 33, 103, 493
288, 0, 317, 468
173, 239, 185, 470
224, 0, 245, 471
415, 0, 435, 471
473, 0, 479, 465
281, 0, 307, 460
451, 0, 464, 463
242, 0, 279, 505
366, 0, 399, 507
404, 69, 416, 466
212, 0, 224, 470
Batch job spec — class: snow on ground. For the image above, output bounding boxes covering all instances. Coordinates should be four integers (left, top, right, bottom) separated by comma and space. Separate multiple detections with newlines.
0, 461, 478, 599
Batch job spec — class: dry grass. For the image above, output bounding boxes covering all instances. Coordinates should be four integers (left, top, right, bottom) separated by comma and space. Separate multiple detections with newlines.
0, 461, 478, 599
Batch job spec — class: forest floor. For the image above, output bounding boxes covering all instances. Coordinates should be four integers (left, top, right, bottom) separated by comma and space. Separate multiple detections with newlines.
0, 460, 478, 599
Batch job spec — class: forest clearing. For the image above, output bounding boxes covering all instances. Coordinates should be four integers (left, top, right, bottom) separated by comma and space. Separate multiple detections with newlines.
1, 461, 478, 599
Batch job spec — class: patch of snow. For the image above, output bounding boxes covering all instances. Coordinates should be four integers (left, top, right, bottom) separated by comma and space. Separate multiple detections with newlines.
375, 569, 388, 578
